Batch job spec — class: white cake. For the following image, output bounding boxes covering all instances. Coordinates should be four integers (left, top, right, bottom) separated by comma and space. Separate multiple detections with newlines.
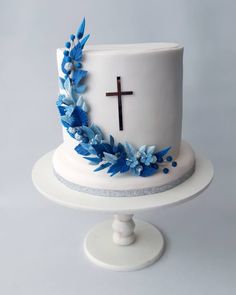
53, 22, 195, 197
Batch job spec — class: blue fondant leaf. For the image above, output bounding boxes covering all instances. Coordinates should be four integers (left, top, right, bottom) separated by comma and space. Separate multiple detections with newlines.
74, 144, 91, 156
125, 142, 136, 157
80, 143, 97, 154
81, 126, 95, 140
62, 97, 73, 105
76, 96, 84, 106
103, 152, 117, 164
92, 143, 113, 158
65, 105, 74, 117
64, 77, 72, 95
80, 34, 90, 49
83, 156, 101, 164
91, 124, 103, 137
56, 94, 65, 106
73, 106, 88, 126
107, 163, 121, 176
61, 115, 74, 126
139, 145, 146, 153
140, 165, 158, 177
58, 77, 65, 90
70, 45, 82, 61
155, 147, 171, 158
75, 85, 87, 94
94, 162, 111, 172
82, 101, 88, 112
72, 70, 87, 85
110, 135, 114, 147
107, 158, 129, 176
120, 163, 130, 173
147, 145, 155, 154
57, 105, 66, 116
61, 57, 68, 74
76, 17, 86, 39
116, 143, 126, 156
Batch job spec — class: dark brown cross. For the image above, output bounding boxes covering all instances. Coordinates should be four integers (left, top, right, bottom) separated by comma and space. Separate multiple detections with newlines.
106, 76, 133, 131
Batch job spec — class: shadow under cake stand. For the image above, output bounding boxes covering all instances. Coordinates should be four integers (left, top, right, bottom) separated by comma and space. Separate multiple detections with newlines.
32, 150, 213, 271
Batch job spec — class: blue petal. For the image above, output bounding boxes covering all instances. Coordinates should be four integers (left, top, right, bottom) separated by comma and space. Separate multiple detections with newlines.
80, 34, 90, 49
75, 85, 87, 94
65, 105, 75, 117
107, 158, 128, 176
73, 106, 88, 126
64, 77, 72, 94
83, 156, 101, 164
91, 124, 103, 137
110, 135, 115, 147
81, 126, 95, 140
72, 70, 87, 85
76, 17, 86, 39
140, 165, 158, 177
147, 145, 155, 154
103, 152, 117, 164
94, 162, 111, 172
57, 105, 66, 116
58, 77, 65, 90
70, 44, 82, 61
80, 143, 97, 154
155, 147, 171, 159
74, 144, 90, 156
125, 142, 136, 157
61, 57, 69, 74
139, 145, 146, 153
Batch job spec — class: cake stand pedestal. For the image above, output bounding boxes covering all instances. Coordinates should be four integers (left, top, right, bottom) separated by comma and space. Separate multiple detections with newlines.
32, 151, 213, 271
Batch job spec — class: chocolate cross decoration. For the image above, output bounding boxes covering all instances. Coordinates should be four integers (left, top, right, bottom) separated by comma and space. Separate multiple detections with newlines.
106, 76, 133, 131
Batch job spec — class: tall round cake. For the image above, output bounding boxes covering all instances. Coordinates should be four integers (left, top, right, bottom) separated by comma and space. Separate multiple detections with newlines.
53, 19, 195, 197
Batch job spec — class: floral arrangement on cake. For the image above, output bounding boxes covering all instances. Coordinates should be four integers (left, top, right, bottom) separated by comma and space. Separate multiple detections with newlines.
56, 18, 177, 177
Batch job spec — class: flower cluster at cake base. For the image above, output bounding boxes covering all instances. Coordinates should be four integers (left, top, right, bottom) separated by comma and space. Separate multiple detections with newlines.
56, 18, 177, 177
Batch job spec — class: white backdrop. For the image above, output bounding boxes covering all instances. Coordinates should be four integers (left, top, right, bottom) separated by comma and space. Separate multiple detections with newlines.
0, 0, 235, 294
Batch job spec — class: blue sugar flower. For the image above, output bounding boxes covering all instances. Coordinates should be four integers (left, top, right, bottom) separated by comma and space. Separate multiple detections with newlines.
126, 156, 139, 169
140, 153, 157, 166
139, 145, 157, 166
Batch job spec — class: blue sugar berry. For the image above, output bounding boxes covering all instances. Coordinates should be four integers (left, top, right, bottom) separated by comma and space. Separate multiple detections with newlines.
166, 156, 173, 162
63, 50, 69, 56
70, 34, 75, 41
172, 161, 177, 167
65, 42, 71, 49
163, 168, 169, 174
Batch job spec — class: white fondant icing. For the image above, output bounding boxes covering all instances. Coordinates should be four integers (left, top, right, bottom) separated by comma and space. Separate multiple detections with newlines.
57, 43, 183, 156
53, 141, 195, 192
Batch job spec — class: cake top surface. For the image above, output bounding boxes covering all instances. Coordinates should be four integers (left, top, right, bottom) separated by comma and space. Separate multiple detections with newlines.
58, 42, 183, 56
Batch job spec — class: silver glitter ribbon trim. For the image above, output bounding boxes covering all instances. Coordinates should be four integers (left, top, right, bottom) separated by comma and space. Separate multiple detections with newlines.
54, 163, 195, 197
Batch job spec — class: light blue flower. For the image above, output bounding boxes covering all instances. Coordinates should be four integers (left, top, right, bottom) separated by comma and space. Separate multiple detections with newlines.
139, 145, 157, 166
126, 156, 139, 168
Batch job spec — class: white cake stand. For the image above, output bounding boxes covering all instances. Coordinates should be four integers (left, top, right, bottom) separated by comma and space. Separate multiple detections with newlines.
32, 150, 213, 271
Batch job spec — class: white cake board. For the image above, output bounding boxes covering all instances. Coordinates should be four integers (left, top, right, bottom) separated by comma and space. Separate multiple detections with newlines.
32, 150, 213, 271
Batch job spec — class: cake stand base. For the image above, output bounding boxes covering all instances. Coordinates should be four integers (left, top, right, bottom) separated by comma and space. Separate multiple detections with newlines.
32, 148, 213, 271
84, 219, 164, 271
